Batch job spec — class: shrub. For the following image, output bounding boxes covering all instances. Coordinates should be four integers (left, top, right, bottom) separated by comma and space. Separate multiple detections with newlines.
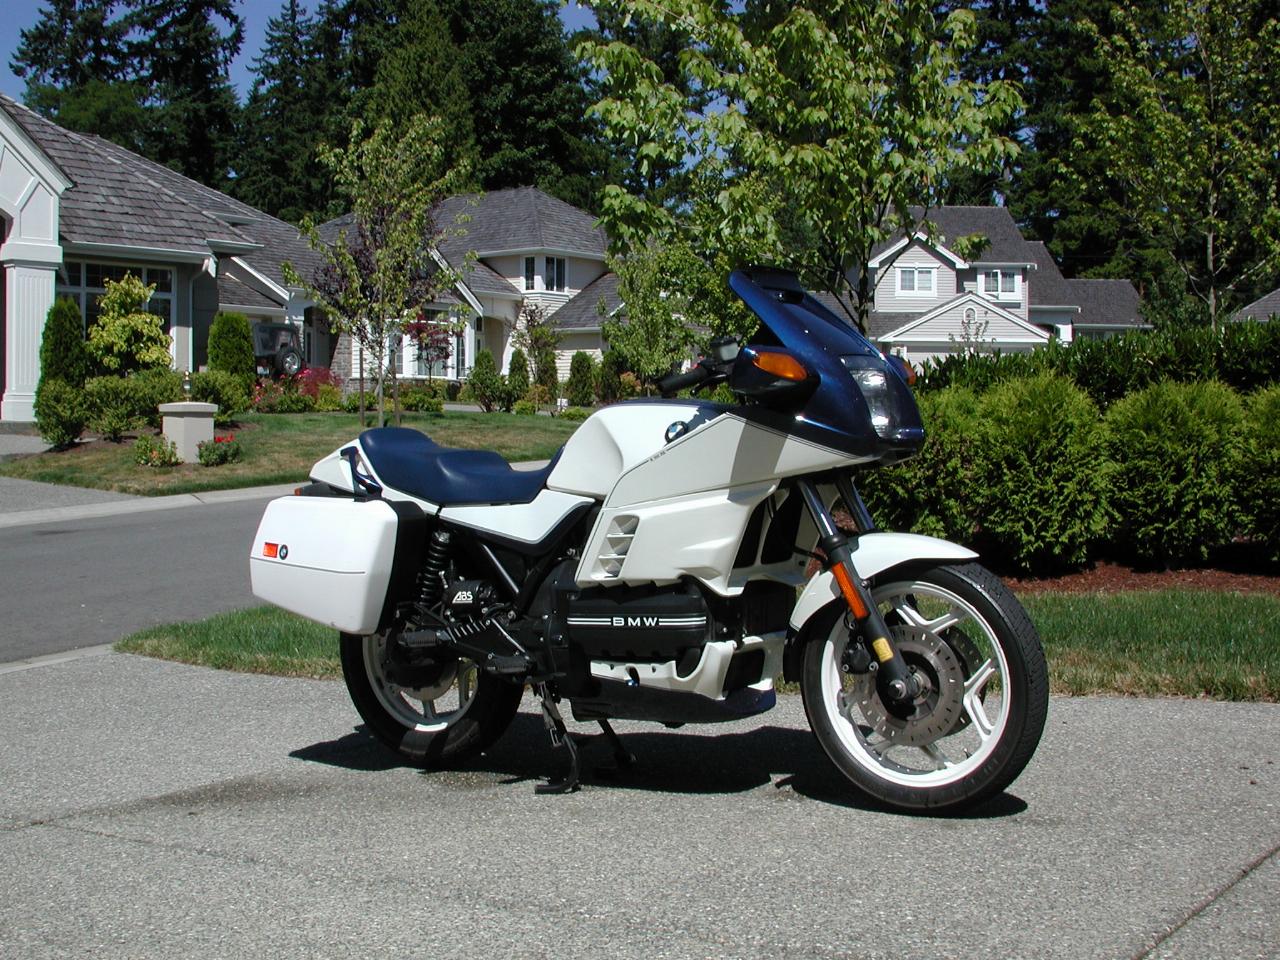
617, 371, 642, 400
513, 399, 537, 416
191, 370, 250, 426
295, 366, 343, 399
971, 374, 1108, 574
469, 349, 505, 413
40, 297, 91, 388
341, 390, 392, 414
1104, 380, 1245, 566
597, 349, 625, 403
197, 434, 243, 466
207, 312, 255, 385
566, 351, 597, 407
314, 383, 343, 412
130, 367, 183, 427
507, 348, 530, 401
133, 433, 181, 467
401, 389, 444, 413
445, 380, 462, 401
87, 275, 171, 374
1237, 386, 1280, 560
84, 376, 141, 441
860, 386, 983, 544
33, 379, 86, 448
252, 377, 314, 413
532, 347, 559, 399
560, 406, 591, 422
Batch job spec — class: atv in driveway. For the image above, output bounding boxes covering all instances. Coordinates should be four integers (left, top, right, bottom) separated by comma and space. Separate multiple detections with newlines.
253, 322, 304, 378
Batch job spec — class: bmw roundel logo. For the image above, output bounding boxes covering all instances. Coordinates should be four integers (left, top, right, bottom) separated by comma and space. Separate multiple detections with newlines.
278, 545, 289, 560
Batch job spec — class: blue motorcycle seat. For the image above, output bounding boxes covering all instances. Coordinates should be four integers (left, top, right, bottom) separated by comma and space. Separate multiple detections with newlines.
358, 427, 561, 506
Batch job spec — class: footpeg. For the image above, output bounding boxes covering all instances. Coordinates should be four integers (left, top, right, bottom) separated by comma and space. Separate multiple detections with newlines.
534, 683, 580, 795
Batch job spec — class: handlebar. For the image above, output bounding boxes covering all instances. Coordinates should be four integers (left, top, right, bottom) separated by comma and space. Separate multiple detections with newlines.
657, 362, 714, 397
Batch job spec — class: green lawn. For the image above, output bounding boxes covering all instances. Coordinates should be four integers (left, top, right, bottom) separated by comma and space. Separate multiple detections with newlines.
116, 589, 1280, 702
0, 411, 578, 496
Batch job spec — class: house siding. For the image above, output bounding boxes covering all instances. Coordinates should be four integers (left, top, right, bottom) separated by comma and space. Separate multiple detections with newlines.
873, 243, 955, 313
883, 300, 1049, 361
555, 332, 604, 381
959, 266, 1028, 319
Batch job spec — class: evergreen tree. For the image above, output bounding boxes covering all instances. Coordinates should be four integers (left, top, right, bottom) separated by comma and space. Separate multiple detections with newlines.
123, 0, 244, 187
438, 0, 602, 207
234, 0, 327, 222
39, 297, 93, 389
362, 0, 478, 176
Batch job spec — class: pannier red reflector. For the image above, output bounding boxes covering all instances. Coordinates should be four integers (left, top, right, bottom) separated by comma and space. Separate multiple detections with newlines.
263, 543, 279, 559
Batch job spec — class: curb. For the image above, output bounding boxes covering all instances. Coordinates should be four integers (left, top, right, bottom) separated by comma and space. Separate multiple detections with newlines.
0, 482, 299, 531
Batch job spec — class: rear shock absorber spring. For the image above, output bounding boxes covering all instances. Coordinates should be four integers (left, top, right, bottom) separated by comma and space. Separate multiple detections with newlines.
417, 529, 451, 607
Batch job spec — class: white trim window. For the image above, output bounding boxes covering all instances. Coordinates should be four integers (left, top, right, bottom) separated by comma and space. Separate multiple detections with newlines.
897, 266, 935, 296
523, 257, 536, 291
982, 269, 1020, 299
545, 256, 566, 292
57, 260, 175, 333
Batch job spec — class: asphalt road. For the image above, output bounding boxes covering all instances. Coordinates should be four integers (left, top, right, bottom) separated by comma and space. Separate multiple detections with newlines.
0, 497, 270, 662
1, 653, 1277, 959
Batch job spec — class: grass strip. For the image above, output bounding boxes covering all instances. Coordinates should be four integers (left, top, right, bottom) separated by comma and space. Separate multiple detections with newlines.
116, 589, 1280, 702
0, 410, 578, 496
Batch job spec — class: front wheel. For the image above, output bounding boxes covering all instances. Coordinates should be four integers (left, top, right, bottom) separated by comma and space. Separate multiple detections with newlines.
800, 562, 1048, 812
340, 632, 523, 765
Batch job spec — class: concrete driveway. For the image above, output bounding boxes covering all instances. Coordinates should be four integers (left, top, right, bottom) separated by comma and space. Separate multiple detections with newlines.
2, 651, 1276, 959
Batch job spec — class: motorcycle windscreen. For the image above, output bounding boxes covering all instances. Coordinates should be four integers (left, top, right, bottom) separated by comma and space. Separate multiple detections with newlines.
728, 268, 924, 461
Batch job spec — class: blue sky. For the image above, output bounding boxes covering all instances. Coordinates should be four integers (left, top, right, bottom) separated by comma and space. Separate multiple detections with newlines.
1, 0, 596, 103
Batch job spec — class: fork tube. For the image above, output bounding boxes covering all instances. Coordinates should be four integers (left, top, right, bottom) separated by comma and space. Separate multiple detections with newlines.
796, 479, 918, 706
835, 472, 877, 534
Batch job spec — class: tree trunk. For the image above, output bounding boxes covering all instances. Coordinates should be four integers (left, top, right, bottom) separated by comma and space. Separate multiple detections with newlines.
358, 350, 366, 428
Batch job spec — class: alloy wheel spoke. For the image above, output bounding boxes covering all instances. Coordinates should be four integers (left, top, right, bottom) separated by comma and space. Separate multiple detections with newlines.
920, 742, 953, 770
892, 599, 963, 638
963, 659, 996, 741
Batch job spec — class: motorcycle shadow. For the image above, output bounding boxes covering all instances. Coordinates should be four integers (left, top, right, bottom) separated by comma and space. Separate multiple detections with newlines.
291, 712, 1027, 818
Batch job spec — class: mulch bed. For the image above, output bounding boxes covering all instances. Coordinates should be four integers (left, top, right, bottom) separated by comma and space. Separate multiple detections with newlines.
1007, 560, 1280, 597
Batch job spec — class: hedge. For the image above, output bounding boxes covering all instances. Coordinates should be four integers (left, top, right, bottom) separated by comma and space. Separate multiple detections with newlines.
863, 375, 1269, 573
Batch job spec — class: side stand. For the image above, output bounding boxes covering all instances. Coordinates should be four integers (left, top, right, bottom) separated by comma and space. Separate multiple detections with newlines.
594, 719, 636, 775
534, 683, 580, 795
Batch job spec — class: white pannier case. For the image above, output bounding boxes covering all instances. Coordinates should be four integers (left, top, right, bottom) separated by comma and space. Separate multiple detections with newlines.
249, 496, 410, 635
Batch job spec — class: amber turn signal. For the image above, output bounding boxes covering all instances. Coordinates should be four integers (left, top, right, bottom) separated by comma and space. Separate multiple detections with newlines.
751, 349, 810, 382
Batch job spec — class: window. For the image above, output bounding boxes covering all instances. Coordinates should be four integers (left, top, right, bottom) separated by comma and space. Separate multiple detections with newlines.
983, 270, 1019, 297
57, 261, 175, 334
897, 267, 934, 295
523, 257, 535, 291
545, 256, 566, 292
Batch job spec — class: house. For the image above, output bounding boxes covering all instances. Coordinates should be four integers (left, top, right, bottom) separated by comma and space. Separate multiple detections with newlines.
0, 92, 322, 422
1235, 287, 1280, 322
317, 187, 615, 384
864, 206, 1144, 366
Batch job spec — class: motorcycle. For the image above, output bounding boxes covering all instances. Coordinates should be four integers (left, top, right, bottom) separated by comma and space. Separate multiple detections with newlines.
249, 267, 1048, 812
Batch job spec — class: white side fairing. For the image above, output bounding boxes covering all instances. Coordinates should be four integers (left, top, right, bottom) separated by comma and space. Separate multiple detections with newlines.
439, 491, 595, 546
789, 532, 979, 631
566, 405, 851, 593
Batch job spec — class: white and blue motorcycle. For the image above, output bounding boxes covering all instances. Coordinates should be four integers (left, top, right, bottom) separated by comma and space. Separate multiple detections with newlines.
250, 268, 1048, 811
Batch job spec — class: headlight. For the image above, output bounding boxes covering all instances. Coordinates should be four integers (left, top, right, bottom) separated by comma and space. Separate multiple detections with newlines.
841, 355, 895, 439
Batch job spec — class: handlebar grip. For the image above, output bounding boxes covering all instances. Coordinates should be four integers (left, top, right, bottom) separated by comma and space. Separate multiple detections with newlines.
658, 364, 712, 396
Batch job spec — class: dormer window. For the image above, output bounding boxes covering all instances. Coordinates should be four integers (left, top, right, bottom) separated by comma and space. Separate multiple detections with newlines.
982, 269, 1020, 299
897, 267, 935, 296
545, 256, 566, 292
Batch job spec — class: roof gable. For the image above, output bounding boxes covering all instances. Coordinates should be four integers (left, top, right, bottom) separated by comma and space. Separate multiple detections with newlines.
879, 291, 1051, 343
436, 186, 606, 259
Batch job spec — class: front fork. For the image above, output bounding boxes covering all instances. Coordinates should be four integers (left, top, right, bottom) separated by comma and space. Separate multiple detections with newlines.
796, 477, 921, 708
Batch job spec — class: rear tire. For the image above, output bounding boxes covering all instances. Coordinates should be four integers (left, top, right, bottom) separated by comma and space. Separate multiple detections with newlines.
275, 346, 302, 378
800, 562, 1048, 813
340, 632, 523, 765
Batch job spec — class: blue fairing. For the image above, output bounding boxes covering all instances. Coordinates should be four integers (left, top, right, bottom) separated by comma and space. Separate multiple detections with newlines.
729, 269, 925, 463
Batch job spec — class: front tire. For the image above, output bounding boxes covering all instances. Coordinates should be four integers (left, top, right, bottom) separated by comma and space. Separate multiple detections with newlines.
340, 632, 523, 765
800, 562, 1048, 812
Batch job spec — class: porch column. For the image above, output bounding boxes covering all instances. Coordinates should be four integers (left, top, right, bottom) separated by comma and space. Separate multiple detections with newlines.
1, 254, 59, 422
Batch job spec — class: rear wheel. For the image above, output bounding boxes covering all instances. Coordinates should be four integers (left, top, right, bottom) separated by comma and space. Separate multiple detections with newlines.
800, 562, 1048, 812
275, 346, 302, 378
340, 632, 523, 765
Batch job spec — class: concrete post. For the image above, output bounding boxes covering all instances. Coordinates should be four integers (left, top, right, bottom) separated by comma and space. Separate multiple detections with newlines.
158, 401, 217, 463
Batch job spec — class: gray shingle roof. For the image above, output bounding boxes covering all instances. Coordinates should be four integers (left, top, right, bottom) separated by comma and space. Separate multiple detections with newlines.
0, 93, 322, 293
554, 272, 620, 329
1026, 241, 1076, 307
1236, 286, 1280, 321
217, 273, 280, 311
872, 206, 1036, 264
1066, 279, 1142, 327
436, 186, 606, 258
